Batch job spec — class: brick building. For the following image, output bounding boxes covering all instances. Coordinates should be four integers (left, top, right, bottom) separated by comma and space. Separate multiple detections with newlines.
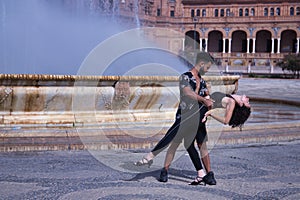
64, 0, 300, 68
116, 0, 300, 68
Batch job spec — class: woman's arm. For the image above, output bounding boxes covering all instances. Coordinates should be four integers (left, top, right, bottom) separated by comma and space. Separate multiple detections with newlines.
202, 99, 235, 124
202, 109, 226, 124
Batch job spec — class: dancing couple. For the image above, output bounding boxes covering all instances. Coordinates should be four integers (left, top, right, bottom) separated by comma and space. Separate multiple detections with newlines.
134, 52, 251, 185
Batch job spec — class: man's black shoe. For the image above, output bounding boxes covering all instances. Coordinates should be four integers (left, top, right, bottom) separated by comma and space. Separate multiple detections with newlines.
158, 168, 168, 182
203, 171, 217, 185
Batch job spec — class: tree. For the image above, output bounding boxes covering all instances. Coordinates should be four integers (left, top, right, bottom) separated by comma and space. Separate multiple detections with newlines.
277, 54, 300, 79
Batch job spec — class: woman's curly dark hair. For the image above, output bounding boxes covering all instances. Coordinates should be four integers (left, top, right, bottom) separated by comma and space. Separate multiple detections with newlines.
229, 104, 251, 130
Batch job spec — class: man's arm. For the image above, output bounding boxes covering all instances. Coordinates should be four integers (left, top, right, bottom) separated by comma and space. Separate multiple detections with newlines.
182, 86, 213, 108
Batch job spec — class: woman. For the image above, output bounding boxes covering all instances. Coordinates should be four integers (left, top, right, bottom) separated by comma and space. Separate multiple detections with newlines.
187, 92, 251, 185
202, 92, 251, 129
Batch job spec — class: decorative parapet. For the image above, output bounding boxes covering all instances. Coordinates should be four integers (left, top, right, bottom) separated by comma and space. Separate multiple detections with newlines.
0, 74, 239, 127
0, 74, 239, 86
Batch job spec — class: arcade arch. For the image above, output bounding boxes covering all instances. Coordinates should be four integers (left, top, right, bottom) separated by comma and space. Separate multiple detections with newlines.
183, 28, 299, 55
185, 30, 200, 51
208, 31, 223, 52
256, 30, 272, 53
281, 30, 297, 53
232, 31, 247, 53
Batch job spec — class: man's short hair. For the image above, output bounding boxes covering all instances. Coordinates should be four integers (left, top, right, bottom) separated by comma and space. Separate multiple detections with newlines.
196, 52, 215, 64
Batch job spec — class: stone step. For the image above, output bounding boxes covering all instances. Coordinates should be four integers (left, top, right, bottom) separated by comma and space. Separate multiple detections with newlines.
1, 125, 299, 152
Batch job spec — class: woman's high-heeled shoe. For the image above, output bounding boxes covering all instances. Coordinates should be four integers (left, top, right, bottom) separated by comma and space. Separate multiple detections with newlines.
134, 157, 153, 168
189, 176, 205, 186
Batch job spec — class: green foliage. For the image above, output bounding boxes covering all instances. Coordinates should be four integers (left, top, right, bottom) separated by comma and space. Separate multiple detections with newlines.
277, 54, 300, 79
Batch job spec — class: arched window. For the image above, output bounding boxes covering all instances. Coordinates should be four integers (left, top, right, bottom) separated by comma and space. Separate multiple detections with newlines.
157, 8, 161, 16
264, 8, 268, 16
170, 10, 175, 17
202, 9, 206, 17
245, 8, 249, 16
276, 8, 280, 16
270, 8, 274, 16
251, 8, 255, 16
297, 7, 300, 15
196, 9, 200, 16
290, 7, 294, 16
191, 9, 195, 17
226, 9, 230, 16
214, 9, 219, 17
220, 9, 224, 17
239, 8, 243, 16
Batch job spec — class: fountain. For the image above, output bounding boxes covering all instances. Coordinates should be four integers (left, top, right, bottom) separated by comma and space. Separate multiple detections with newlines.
0, 0, 243, 173
2, 0, 300, 174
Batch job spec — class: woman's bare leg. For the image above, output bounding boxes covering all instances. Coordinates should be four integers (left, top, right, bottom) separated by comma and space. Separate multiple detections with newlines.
163, 142, 180, 170
198, 142, 211, 173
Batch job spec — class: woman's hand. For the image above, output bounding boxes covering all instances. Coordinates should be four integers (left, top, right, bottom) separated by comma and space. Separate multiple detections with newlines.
202, 110, 212, 122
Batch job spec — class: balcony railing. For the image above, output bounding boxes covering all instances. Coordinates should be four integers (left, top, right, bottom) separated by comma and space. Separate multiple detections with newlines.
210, 52, 291, 60
118, 10, 299, 25
188, 15, 300, 24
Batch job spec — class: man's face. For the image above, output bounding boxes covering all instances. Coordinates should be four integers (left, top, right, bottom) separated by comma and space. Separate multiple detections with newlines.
198, 61, 212, 75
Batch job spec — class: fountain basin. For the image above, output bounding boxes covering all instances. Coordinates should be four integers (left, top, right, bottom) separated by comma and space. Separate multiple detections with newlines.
0, 74, 239, 127
0, 74, 241, 151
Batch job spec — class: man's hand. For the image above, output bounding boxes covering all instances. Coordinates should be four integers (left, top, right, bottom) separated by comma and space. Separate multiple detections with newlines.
203, 98, 214, 108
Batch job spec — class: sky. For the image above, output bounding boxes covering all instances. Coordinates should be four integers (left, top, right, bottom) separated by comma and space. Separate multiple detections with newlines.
0, 0, 124, 75
0, 0, 189, 76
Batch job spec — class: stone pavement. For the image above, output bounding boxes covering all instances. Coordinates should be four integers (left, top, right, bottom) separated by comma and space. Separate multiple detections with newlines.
0, 141, 299, 199
0, 77, 300, 199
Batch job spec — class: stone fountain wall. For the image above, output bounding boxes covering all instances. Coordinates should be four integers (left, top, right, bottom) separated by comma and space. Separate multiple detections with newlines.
0, 74, 239, 151
0, 74, 239, 128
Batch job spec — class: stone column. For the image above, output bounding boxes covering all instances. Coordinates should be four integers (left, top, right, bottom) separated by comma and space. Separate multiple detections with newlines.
271, 38, 274, 54
205, 38, 208, 52
199, 38, 203, 51
223, 38, 226, 53
228, 38, 232, 53
247, 38, 250, 53
252, 38, 256, 53
277, 38, 281, 53
182, 38, 185, 51
297, 38, 300, 54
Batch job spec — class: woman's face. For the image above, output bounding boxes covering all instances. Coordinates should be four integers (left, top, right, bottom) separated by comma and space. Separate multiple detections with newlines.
241, 95, 250, 108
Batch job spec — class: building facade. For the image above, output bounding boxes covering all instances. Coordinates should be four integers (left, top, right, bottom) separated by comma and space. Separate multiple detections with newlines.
117, 0, 300, 68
